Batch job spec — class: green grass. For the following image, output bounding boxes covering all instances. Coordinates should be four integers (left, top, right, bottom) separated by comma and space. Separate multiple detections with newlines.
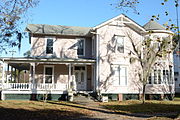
101, 99, 180, 119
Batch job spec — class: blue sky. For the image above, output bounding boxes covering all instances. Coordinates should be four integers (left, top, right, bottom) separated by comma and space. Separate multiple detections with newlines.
2, 0, 179, 57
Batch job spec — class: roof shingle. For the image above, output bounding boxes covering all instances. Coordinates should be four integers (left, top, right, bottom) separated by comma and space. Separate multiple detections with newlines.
25, 24, 92, 36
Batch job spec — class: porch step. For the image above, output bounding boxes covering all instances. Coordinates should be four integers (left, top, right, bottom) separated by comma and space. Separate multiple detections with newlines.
73, 93, 97, 106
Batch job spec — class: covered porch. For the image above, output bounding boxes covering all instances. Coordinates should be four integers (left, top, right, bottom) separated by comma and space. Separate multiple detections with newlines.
0, 57, 96, 100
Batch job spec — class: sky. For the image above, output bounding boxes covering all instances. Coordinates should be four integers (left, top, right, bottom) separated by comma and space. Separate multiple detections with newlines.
2, 0, 180, 57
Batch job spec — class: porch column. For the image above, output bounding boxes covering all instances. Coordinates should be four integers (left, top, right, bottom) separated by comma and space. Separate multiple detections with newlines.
7, 64, 9, 84
11, 67, 13, 82
92, 64, 96, 92
31, 63, 36, 85
14, 68, 16, 83
1, 61, 6, 100
17, 69, 21, 83
30, 63, 35, 90
68, 64, 72, 91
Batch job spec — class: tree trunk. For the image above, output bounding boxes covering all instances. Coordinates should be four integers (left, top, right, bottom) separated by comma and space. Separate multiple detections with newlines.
142, 84, 146, 104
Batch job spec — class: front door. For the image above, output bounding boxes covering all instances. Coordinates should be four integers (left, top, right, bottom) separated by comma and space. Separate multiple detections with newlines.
74, 66, 86, 91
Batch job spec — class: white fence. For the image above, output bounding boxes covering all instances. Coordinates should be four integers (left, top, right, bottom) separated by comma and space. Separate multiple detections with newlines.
2, 83, 67, 91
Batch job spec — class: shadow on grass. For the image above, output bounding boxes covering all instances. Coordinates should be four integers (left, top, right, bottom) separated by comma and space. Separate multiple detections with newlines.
47, 101, 151, 119
102, 101, 180, 119
0, 106, 102, 120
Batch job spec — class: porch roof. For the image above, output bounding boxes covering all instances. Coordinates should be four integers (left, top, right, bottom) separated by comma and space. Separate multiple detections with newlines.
0, 57, 96, 64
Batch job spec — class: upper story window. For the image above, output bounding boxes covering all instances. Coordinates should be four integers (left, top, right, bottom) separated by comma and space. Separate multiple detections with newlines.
46, 38, 54, 54
77, 38, 85, 56
115, 35, 124, 53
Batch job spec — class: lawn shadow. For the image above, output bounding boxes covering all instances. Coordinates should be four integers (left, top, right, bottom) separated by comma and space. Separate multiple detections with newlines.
101, 101, 180, 119
0, 105, 103, 120
47, 101, 152, 119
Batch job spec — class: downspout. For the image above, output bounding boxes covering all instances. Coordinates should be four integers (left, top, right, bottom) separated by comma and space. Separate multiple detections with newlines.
90, 30, 100, 94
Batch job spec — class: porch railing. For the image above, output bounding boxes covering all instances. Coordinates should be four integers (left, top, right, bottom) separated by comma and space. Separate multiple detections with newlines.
3, 83, 67, 91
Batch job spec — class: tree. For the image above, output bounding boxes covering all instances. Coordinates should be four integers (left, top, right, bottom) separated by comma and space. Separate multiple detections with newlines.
0, 0, 39, 53
114, 0, 179, 33
127, 31, 175, 103
23, 50, 31, 57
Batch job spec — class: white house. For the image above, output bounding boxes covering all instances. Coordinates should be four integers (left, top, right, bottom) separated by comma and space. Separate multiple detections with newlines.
0, 14, 175, 101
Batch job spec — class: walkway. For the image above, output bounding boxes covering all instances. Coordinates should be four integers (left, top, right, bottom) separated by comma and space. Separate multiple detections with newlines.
72, 95, 146, 120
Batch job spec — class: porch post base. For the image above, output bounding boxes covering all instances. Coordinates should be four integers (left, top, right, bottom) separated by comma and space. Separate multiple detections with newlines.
118, 94, 123, 101
1, 92, 5, 100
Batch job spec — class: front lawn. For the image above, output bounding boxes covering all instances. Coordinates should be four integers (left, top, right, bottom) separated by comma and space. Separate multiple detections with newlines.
0, 100, 94, 120
101, 99, 180, 119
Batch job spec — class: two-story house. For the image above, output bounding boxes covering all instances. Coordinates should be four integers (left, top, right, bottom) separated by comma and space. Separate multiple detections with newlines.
0, 14, 174, 101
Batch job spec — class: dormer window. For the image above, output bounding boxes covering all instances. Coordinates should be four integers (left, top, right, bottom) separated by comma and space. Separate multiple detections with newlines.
77, 38, 85, 56
46, 38, 54, 54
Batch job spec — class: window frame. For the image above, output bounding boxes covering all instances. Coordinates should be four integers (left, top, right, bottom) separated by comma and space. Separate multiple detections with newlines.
114, 35, 125, 53
112, 65, 128, 86
43, 65, 54, 84
76, 38, 85, 56
45, 37, 55, 55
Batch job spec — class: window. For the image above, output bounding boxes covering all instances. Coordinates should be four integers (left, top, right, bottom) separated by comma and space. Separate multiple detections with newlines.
148, 73, 152, 84
169, 67, 173, 84
163, 70, 166, 83
77, 39, 85, 56
166, 70, 169, 83
113, 65, 127, 86
158, 70, 161, 84
154, 70, 157, 84
174, 72, 179, 76
148, 69, 162, 84
44, 66, 54, 83
46, 38, 53, 54
115, 35, 124, 53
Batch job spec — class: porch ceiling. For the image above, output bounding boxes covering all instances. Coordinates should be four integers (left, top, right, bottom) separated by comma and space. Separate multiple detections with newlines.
0, 57, 96, 64
9, 63, 30, 70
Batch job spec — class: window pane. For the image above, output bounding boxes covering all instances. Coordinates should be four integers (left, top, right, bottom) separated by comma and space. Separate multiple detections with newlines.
166, 70, 169, 84
154, 70, 157, 84
45, 67, 52, 75
47, 39, 53, 46
163, 70, 166, 83
46, 39, 53, 54
46, 47, 53, 54
77, 39, 84, 56
81, 72, 84, 82
116, 36, 124, 53
158, 70, 161, 84
120, 67, 127, 85
45, 76, 52, 83
148, 73, 152, 84
113, 66, 120, 85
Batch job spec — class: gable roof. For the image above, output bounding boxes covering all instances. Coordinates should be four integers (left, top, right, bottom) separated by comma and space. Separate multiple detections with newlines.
143, 20, 166, 30
93, 14, 146, 32
25, 24, 92, 36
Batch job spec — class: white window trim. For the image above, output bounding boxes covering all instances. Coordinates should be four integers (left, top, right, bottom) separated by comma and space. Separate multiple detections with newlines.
112, 64, 128, 86
76, 38, 85, 56
43, 65, 54, 84
45, 36, 55, 55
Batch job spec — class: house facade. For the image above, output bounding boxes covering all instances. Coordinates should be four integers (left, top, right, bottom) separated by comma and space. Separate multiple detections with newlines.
173, 51, 180, 93
0, 14, 175, 101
